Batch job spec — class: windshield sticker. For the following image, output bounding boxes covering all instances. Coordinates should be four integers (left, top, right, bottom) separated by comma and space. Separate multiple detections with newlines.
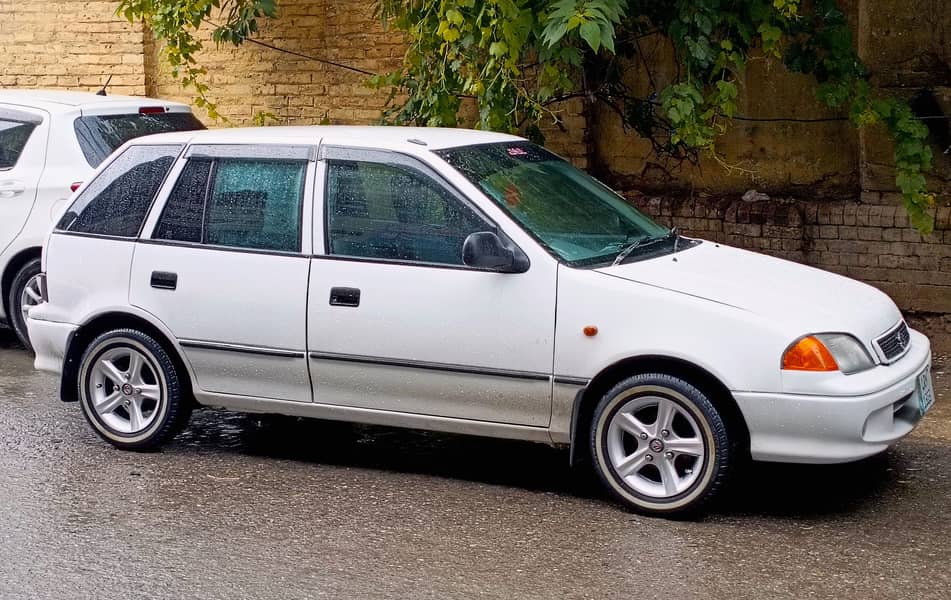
507, 147, 529, 156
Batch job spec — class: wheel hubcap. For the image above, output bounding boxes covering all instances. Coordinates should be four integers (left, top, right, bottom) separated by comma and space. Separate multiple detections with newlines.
606, 395, 706, 499
88, 347, 163, 434
19, 273, 43, 321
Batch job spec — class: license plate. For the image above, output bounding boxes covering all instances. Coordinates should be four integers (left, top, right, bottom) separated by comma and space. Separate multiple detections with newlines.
917, 368, 935, 416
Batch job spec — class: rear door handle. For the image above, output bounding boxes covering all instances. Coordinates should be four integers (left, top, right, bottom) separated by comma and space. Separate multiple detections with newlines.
0, 180, 25, 198
329, 286, 360, 307
150, 271, 178, 290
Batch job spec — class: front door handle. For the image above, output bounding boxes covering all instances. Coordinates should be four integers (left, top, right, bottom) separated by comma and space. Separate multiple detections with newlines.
0, 180, 25, 198
150, 271, 178, 290
329, 286, 360, 307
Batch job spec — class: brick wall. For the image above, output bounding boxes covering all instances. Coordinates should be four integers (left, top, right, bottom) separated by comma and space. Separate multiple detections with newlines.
143, 0, 589, 166
0, 0, 146, 95
633, 192, 951, 313
0, 0, 946, 312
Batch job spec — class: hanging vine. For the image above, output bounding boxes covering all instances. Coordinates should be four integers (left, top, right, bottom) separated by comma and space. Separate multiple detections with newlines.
117, 0, 938, 231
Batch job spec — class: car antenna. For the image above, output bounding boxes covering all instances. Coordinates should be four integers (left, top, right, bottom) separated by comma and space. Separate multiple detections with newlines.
95, 74, 113, 97
671, 227, 680, 262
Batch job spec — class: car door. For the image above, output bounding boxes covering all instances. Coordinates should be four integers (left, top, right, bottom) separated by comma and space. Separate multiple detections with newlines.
0, 105, 48, 256
307, 146, 557, 427
131, 143, 316, 402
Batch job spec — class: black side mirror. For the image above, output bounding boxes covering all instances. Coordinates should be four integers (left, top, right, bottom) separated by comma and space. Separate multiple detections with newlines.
462, 231, 529, 273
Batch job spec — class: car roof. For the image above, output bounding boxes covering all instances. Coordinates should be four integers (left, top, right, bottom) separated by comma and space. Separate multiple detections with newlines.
0, 89, 191, 113
133, 125, 524, 151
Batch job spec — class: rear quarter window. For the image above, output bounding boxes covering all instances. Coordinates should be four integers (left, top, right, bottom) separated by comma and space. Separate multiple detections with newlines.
74, 112, 204, 167
0, 113, 40, 170
57, 145, 182, 237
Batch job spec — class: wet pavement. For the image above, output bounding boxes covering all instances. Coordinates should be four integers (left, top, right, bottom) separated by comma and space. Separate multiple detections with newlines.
0, 327, 949, 599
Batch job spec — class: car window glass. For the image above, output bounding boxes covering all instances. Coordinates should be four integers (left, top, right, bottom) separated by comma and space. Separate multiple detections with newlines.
326, 160, 486, 265
74, 113, 205, 167
57, 145, 181, 237
436, 142, 668, 266
153, 159, 211, 243
0, 118, 37, 170
205, 159, 305, 252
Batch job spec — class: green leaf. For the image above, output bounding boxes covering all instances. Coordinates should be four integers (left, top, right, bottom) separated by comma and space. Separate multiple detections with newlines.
579, 20, 601, 52
488, 41, 508, 57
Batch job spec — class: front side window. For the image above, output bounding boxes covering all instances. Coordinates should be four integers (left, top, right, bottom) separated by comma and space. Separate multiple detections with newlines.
436, 142, 670, 266
325, 160, 487, 265
154, 157, 306, 253
0, 117, 38, 170
57, 145, 181, 237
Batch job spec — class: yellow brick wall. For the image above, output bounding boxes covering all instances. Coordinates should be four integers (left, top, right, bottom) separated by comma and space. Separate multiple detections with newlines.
147, 0, 404, 126
0, 0, 146, 95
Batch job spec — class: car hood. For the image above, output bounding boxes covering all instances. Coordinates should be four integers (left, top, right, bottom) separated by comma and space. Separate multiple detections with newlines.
594, 241, 902, 344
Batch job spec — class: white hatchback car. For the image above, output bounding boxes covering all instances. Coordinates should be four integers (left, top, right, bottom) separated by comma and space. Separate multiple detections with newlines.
28, 126, 934, 516
0, 89, 203, 349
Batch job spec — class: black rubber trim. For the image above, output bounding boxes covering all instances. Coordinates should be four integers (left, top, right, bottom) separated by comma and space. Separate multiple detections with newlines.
179, 339, 305, 359
553, 376, 589, 386
309, 351, 551, 381
309, 253, 512, 272
137, 238, 308, 259
59, 328, 80, 402
50, 230, 138, 242
567, 385, 590, 467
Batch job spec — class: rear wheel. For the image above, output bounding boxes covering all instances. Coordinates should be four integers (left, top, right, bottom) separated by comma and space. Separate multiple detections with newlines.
8, 257, 42, 351
590, 373, 732, 517
78, 329, 191, 451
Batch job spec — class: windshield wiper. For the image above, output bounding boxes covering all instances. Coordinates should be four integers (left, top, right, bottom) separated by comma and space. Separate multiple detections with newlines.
612, 228, 678, 266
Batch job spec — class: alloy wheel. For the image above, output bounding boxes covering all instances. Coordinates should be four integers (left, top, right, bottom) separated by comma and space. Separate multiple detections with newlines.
605, 395, 706, 499
18, 273, 43, 322
87, 346, 164, 434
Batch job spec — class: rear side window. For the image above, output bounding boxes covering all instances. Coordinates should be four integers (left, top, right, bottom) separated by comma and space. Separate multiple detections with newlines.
74, 113, 205, 167
57, 145, 181, 237
155, 157, 306, 253
0, 117, 38, 170
153, 159, 211, 243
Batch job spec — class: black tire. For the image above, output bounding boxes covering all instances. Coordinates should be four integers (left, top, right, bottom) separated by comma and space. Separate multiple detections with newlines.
589, 373, 731, 517
77, 328, 192, 451
7, 257, 41, 352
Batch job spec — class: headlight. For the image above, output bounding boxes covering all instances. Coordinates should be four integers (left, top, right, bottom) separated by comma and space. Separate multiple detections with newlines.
782, 333, 875, 375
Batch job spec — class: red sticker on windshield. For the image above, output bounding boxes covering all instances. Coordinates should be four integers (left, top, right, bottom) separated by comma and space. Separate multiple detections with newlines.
507, 147, 528, 156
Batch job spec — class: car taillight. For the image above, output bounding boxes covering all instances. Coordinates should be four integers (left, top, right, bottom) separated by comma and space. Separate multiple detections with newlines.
139, 106, 166, 114
70, 182, 82, 192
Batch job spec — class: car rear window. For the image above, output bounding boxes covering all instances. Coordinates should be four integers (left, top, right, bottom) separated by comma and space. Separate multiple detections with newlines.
74, 112, 205, 167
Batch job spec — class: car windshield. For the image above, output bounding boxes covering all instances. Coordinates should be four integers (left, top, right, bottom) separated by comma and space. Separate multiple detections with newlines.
435, 141, 670, 266
74, 112, 205, 167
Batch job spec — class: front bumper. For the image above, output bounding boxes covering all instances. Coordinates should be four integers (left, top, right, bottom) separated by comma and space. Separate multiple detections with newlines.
735, 333, 933, 464
26, 316, 76, 375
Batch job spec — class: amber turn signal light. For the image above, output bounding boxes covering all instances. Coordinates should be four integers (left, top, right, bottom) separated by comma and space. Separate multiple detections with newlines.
782, 336, 839, 371
583, 326, 598, 337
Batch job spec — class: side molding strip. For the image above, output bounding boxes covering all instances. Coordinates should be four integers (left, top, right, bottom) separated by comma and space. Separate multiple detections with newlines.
309, 351, 552, 382
179, 339, 306, 359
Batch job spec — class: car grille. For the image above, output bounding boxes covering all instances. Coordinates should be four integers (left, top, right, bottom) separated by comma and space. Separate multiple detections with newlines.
876, 321, 911, 363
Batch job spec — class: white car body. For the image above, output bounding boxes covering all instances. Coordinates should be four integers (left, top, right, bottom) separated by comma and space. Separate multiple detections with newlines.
0, 89, 201, 346
27, 126, 933, 471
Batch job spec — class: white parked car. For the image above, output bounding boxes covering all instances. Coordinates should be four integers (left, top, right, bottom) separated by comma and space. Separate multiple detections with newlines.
27, 126, 934, 516
0, 89, 203, 349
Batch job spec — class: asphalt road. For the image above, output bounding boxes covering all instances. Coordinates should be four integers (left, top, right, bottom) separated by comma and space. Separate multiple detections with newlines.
0, 327, 949, 599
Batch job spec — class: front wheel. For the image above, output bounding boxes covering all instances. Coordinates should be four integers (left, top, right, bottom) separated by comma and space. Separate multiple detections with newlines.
78, 329, 191, 451
590, 373, 732, 517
